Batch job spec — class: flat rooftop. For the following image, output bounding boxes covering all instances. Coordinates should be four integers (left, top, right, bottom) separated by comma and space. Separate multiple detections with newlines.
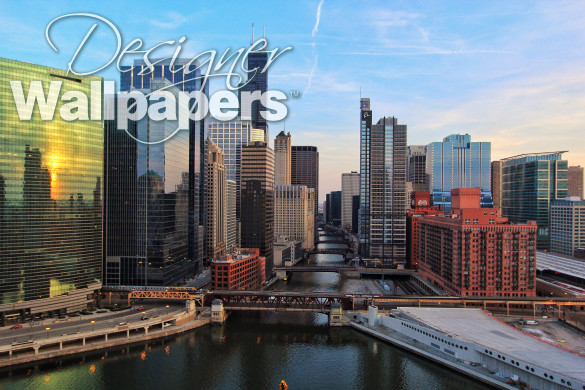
536, 251, 585, 281
397, 307, 585, 383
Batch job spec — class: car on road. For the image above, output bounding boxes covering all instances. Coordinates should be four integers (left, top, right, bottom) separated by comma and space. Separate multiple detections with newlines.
10, 325, 23, 329
141, 315, 150, 320
136, 306, 145, 311
118, 321, 129, 326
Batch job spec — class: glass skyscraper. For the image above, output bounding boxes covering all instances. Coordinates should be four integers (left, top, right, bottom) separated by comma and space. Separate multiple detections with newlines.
0, 58, 103, 324
105, 60, 207, 286
426, 134, 492, 211
501, 152, 569, 250
359, 98, 407, 264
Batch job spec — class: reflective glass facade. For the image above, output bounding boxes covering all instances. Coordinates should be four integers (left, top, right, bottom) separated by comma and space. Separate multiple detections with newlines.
359, 98, 407, 263
501, 152, 568, 250
105, 76, 204, 286
426, 134, 492, 211
0, 58, 103, 317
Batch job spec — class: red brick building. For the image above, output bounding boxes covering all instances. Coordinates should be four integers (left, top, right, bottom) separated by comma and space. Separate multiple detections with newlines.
407, 191, 442, 269
418, 189, 537, 297
211, 248, 266, 290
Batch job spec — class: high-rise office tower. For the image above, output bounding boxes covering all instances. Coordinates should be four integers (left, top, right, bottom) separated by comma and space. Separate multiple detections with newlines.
226, 180, 238, 252
341, 172, 360, 230
351, 195, 360, 234
105, 77, 203, 286
241, 32, 268, 138
120, 59, 208, 269
205, 139, 226, 261
291, 146, 319, 241
241, 141, 275, 278
426, 134, 492, 211
359, 98, 407, 264
326, 191, 342, 226
568, 166, 584, 199
550, 198, 585, 257
491, 161, 502, 208
274, 185, 315, 249
274, 131, 292, 186
0, 59, 102, 323
407, 145, 427, 192
501, 152, 569, 250
208, 119, 254, 220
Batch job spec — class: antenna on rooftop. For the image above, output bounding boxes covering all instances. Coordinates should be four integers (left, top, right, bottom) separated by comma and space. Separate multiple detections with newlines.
251, 23, 255, 45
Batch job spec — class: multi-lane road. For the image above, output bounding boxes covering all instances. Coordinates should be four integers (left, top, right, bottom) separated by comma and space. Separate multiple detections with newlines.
0, 304, 183, 346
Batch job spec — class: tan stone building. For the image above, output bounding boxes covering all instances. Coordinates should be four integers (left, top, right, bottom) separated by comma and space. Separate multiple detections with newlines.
275, 185, 315, 249
206, 139, 226, 261
274, 131, 292, 186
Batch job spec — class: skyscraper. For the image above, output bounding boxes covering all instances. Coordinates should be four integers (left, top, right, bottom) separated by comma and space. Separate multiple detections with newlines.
341, 172, 360, 230
326, 191, 342, 226
491, 160, 502, 208
568, 165, 584, 199
426, 134, 492, 211
226, 179, 238, 253
274, 131, 292, 186
241, 34, 268, 137
501, 152, 569, 250
241, 141, 275, 278
291, 146, 319, 241
205, 139, 226, 261
208, 119, 254, 220
0, 59, 103, 323
274, 185, 315, 249
359, 98, 407, 264
550, 198, 585, 257
407, 145, 427, 192
105, 78, 202, 286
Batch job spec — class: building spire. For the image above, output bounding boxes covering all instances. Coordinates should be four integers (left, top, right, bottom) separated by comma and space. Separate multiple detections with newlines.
251, 23, 255, 45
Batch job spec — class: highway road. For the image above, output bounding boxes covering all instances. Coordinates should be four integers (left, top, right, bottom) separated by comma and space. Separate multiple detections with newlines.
0, 303, 183, 346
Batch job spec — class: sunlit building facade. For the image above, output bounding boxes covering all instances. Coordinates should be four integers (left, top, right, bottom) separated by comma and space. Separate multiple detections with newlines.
0, 58, 103, 324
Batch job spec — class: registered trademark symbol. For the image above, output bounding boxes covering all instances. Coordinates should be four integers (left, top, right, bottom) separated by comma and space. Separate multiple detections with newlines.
290, 90, 301, 98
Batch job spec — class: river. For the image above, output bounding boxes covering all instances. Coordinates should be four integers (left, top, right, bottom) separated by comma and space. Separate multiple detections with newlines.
0, 234, 492, 389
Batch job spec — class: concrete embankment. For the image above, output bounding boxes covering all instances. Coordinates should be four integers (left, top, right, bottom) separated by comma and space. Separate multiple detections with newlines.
0, 314, 210, 369
349, 321, 515, 390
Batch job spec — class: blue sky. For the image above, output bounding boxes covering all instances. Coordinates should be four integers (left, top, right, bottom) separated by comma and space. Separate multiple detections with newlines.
2, 1, 585, 202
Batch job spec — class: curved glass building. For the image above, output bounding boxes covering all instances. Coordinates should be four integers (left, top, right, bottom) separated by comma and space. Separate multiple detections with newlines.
0, 58, 103, 325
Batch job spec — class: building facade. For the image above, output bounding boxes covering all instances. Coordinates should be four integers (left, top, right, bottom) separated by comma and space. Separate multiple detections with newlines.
0, 59, 103, 323
501, 152, 569, 250
418, 189, 537, 297
326, 191, 342, 226
208, 119, 253, 220
406, 191, 441, 269
549, 198, 585, 257
359, 98, 407, 264
226, 179, 238, 253
274, 131, 291, 186
407, 145, 427, 192
240, 141, 275, 278
491, 160, 502, 208
291, 146, 319, 240
211, 248, 266, 290
341, 172, 360, 230
426, 134, 492, 211
205, 139, 226, 261
273, 236, 303, 267
568, 165, 584, 199
274, 185, 315, 249
105, 79, 200, 286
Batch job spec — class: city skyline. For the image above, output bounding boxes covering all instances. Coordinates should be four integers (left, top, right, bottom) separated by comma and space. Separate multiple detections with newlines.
2, 1, 585, 201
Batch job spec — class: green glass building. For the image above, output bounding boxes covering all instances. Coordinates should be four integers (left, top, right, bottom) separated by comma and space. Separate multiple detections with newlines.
0, 58, 103, 325
501, 152, 569, 250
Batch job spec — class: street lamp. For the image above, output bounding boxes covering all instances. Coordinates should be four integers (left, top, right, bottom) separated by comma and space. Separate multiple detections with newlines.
45, 327, 50, 339
166, 305, 170, 315
91, 320, 95, 332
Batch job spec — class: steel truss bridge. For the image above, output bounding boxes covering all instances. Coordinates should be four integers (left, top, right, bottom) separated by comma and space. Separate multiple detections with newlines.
209, 291, 353, 312
273, 266, 414, 276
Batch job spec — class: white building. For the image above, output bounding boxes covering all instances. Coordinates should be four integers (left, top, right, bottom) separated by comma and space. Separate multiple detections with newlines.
550, 197, 585, 257
274, 185, 315, 249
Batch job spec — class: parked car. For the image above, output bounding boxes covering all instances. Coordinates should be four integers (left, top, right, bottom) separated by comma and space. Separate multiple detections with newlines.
10, 325, 23, 329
